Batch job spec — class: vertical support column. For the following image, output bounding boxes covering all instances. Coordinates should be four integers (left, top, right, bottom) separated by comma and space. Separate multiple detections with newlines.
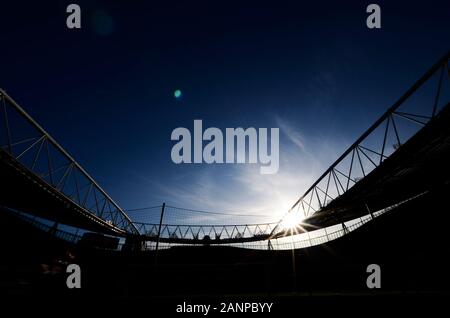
291, 248, 297, 293
1, 93, 13, 155
342, 222, 349, 235
432, 64, 445, 117
366, 203, 374, 219
155, 202, 166, 264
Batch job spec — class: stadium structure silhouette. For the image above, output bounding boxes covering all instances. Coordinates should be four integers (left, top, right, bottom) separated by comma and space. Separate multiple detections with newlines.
1, 52, 450, 302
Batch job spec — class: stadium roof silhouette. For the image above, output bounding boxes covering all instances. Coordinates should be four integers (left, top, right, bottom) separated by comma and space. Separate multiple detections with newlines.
0, 51, 449, 243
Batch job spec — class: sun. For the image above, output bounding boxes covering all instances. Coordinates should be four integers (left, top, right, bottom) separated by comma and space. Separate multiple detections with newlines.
280, 211, 305, 233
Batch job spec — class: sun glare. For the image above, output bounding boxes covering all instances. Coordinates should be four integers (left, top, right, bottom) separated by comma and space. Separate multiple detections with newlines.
280, 211, 305, 233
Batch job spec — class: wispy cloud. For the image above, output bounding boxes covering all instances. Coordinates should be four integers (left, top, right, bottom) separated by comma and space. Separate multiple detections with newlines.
275, 115, 305, 151
142, 115, 348, 225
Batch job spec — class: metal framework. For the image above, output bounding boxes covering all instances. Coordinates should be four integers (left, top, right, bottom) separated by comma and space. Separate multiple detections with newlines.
135, 221, 277, 243
0, 88, 139, 235
272, 51, 450, 237
1, 51, 449, 245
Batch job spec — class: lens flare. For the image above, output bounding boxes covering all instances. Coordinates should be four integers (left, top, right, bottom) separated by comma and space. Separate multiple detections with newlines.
174, 89, 182, 99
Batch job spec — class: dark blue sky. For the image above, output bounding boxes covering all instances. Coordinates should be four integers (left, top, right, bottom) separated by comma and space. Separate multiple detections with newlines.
1, 1, 449, 223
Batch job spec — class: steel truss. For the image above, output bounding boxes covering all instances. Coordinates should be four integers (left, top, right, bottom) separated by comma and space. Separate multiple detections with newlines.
271, 51, 450, 237
135, 221, 276, 243
0, 89, 139, 235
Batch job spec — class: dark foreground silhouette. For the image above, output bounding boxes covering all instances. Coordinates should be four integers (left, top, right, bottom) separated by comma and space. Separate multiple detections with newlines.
1, 183, 449, 313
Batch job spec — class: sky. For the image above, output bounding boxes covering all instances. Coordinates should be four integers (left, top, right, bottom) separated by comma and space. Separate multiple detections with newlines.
1, 0, 449, 225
